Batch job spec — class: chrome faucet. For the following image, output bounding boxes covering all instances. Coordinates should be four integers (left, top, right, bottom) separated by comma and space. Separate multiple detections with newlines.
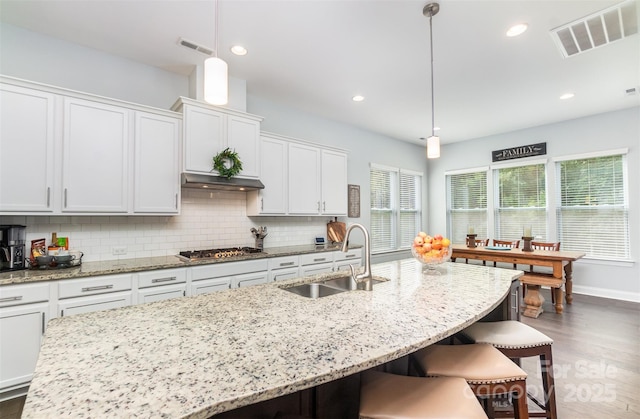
341, 223, 373, 291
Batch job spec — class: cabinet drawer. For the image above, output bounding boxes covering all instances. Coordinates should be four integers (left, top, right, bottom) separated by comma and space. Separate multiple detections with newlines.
191, 259, 268, 280
58, 274, 132, 299
138, 268, 186, 289
267, 255, 299, 270
300, 252, 333, 266
0, 283, 50, 307
334, 248, 362, 262
300, 263, 334, 276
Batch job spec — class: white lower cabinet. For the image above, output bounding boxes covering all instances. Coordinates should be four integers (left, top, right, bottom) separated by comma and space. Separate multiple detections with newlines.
333, 249, 363, 272
234, 271, 269, 288
137, 268, 187, 304
0, 283, 50, 395
268, 255, 300, 282
190, 277, 231, 296
299, 252, 334, 276
57, 274, 132, 317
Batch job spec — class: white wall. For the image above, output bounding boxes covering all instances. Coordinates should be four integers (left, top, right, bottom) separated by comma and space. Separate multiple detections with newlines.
427, 107, 640, 302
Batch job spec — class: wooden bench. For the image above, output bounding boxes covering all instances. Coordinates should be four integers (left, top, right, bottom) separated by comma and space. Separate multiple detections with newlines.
520, 273, 565, 318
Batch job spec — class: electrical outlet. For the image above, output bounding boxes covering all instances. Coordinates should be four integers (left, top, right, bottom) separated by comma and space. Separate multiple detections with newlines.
112, 246, 127, 255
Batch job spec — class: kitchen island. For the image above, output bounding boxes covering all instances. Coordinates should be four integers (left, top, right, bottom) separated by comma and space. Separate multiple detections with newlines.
22, 259, 522, 418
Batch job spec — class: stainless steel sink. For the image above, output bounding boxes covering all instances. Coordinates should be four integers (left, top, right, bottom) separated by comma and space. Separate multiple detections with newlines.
284, 283, 347, 299
282, 276, 387, 298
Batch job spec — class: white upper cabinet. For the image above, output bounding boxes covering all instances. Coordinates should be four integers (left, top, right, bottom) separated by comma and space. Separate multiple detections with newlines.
62, 98, 130, 213
173, 98, 262, 179
247, 134, 288, 215
0, 84, 56, 213
0, 77, 182, 216
134, 112, 181, 213
321, 149, 348, 215
288, 142, 322, 215
247, 132, 348, 217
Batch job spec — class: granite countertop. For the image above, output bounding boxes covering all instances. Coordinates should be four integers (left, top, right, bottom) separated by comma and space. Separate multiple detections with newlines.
22, 260, 522, 418
0, 244, 348, 286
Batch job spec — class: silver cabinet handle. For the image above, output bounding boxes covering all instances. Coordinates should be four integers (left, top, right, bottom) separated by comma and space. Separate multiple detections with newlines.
0, 296, 23, 303
261, 198, 264, 211
317, 201, 320, 211
64, 188, 68, 208
152, 276, 177, 284
279, 261, 295, 267
47, 187, 51, 207
42, 312, 46, 334
175, 193, 178, 210
81, 285, 114, 292
323, 201, 326, 211
313, 258, 327, 262
345, 254, 356, 258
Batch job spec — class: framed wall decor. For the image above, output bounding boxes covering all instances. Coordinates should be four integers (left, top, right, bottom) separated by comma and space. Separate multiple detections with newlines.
348, 184, 360, 218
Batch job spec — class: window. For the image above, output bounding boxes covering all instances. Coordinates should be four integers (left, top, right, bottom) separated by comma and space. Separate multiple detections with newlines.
556, 151, 629, 260
494, 163, 547, 241
446, 170, 487, 244
370, 164, 422, 253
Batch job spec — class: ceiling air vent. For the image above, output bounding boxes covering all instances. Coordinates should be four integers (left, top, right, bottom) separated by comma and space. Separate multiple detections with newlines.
550, 0, 638, 58
178, 37, 214, 56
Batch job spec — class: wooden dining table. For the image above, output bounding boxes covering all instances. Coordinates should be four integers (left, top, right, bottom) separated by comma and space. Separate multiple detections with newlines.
451, 244, 585, 317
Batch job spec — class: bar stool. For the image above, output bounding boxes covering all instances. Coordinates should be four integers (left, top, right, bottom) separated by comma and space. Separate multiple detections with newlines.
360, 370, 488, 418
460, 321, 557, 419
411, 344, 529, 419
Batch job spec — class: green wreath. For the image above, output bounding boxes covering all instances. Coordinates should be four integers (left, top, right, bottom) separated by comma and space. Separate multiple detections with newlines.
212, 148, 243, 178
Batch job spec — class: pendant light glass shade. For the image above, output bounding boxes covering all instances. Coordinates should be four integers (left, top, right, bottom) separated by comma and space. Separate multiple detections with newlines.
204, 56, 228, 105
426, 135, 440, 159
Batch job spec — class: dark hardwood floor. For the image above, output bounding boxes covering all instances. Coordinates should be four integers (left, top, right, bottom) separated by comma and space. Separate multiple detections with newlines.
1, 293, 638, 419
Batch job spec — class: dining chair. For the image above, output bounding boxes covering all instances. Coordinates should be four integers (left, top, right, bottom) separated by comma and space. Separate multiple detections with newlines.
492, 239, 520, 268
465, 238, 489, 265
526, 241, 561, 301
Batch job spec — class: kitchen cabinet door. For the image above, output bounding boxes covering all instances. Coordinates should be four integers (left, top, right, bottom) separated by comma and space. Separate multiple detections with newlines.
58, 291, 132, 317
288, 142, 321, 215
62, 97, 130, 213
233, 271, 269, 288
0, 83, 56, 213
190, 277, 231, 296
321, 149, 348, 215
247, 135, 287, 215
0, 302, 49, 393
227, 115, 260, 178
138, 284, 186, 304
134, 112, 181, 213
182, 104, 225, 173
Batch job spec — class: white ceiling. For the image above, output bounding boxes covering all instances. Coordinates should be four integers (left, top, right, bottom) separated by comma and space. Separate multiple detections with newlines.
1, 0, 639, 145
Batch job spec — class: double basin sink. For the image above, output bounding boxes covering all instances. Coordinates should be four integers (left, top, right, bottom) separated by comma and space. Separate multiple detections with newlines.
283, 275, 386, 299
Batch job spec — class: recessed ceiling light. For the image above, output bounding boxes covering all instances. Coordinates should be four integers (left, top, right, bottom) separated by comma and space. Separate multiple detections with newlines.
352, 95, 365, 102
230, 45, 247, 56
560, 93, 575, 100
506, 23, 528, 37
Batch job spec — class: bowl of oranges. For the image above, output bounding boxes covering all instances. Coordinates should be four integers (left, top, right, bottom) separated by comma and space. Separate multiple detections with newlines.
411, 232, 452, 275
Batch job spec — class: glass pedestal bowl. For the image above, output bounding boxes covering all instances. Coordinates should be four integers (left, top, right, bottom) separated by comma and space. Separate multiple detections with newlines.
411, 245, 453, 275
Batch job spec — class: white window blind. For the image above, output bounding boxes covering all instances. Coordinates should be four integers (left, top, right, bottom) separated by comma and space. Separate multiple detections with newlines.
370, 165, 422, 253
556, 153, 629, 260
447, 171, 487, 244
494, 164, 547, 241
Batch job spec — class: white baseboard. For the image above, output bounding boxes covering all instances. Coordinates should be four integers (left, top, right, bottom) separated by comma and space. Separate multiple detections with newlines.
571, 284, 640, 303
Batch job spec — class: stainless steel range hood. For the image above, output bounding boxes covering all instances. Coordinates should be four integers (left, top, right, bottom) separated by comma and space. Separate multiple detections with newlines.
181, 173, 265, 191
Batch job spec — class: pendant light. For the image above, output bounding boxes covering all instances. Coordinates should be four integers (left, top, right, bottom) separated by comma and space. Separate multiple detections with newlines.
204, 0, 228, 105
424, 2, 440, 159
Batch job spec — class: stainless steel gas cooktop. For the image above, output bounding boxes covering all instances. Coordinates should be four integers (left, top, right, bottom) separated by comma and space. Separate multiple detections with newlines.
177, 247, 262, 261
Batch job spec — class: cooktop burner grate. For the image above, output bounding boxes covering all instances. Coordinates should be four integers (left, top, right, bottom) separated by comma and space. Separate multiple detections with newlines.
177, 247, 262, 261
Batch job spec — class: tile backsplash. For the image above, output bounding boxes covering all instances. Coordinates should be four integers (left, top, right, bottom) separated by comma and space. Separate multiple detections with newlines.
0, 188, 331, 262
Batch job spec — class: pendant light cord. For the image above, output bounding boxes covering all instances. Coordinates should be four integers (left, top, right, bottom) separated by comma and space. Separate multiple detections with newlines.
214, 0, 219, 58
429, 13, 435, 138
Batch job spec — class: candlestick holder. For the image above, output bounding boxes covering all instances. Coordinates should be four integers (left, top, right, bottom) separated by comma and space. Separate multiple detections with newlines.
466, 234, 478, 248
522, 236, 534, 252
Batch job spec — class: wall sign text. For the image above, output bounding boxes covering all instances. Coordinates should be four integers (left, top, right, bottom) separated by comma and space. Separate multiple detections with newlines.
492, 142, 546, 162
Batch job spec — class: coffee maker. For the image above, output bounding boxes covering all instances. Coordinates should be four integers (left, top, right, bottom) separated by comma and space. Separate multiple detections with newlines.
1, 225, 27, 271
